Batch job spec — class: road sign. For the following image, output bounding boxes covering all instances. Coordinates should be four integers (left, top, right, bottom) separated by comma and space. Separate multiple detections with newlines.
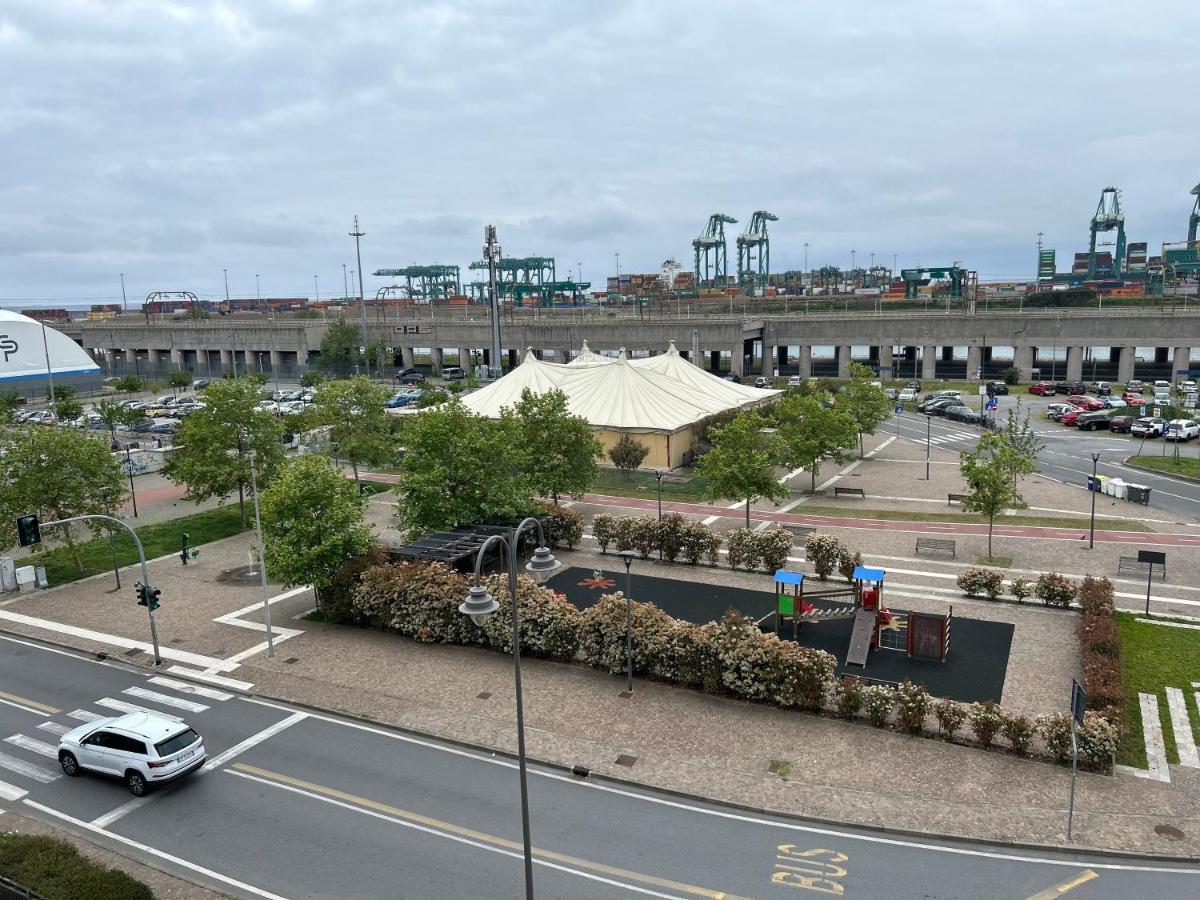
986, 398, 998, 411
895, 406, 903, 414
1138, 550, 1167, 566
977, 385, 987, 396
1071, 679, 1087, 725
1163, 423, 1172, 437
1153, 406, 1162, 418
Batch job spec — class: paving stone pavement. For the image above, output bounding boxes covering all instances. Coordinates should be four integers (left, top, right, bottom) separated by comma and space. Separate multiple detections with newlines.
2, 530, 1197, 860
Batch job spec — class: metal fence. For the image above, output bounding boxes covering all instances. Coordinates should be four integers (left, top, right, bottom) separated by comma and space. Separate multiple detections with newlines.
0, 875, 45, 900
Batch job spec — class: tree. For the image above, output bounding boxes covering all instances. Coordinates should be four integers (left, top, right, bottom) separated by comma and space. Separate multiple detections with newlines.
695, 411, 787, 527
512, 388, 601, 503
53, 394, 83, 425
394, 399, 529, 534
113, 374, 143, 397
960, 431, 1025, 559
300, 371, 324, 388
94, 399, 136, 445
163, 378, 284, 526
609, 433, 649, 473
774, 392, 859, 492
313, 376, 394, 485
316, 319, 362, 376
260, 455, 373, 606
998, 405, 1042, 492
0, 390, 22, 425
1001, 366, 1020, 385
840, 362, 893, 458
167, 370, 194, 395
0, 428, 126, 570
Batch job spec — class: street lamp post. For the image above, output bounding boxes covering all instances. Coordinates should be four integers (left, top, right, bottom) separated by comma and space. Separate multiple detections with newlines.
653, 470, 664, 521
1089, 452, 1100, 550
620, 550, 635, 695
459, 519, 559, 900
223, 269, 230, 303
124, 446, 139, 518
120, 273, 127, 312
247, 451, 275, 657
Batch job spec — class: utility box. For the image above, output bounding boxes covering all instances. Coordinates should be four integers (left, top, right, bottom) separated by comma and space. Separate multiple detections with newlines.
34, 566, 47, 589
0, 558, 15, 593
14, 565, 36, 593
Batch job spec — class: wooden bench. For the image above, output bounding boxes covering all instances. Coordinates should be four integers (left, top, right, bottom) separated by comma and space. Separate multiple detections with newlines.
1118, 556, 1166, 580
915, 537, 956, 557
947, 492, 967, 506
833, 486, 865, 500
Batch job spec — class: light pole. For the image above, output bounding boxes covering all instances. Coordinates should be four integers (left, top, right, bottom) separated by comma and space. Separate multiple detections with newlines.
123, 445, 139, 518
343, 263, 349, 301
459, 518, 559, 900
925, 413, 931, 480
1089, 452, 1100, 550
247, 450, 275, 657
351, 216, 369, 376
619, 550, 635, 695
256, 274, 261, 302
120, 273, 127, 312
223, 269, 230, 303
653, 470, 664, 521
313, 274, 319, 304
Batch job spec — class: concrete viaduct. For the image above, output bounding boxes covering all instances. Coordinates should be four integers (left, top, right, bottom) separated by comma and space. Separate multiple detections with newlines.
62, 308, 1200, 384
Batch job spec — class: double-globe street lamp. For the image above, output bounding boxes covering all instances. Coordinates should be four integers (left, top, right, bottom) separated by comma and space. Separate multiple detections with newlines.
459, 518, 560, 900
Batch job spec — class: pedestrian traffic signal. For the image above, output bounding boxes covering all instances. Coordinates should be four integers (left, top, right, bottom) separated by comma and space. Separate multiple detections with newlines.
135, 582, 160, 611
15, 514, 40, 548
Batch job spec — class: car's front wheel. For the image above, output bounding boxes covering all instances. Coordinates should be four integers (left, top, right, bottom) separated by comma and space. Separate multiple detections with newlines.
125, 770, 148, 796
59, 750, 79, 777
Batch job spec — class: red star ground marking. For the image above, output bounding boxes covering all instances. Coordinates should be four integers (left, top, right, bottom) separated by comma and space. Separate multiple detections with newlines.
578, 576, 616, 591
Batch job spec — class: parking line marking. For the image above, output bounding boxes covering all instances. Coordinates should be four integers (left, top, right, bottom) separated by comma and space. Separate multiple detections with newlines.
163, 666, 253, 692
36, 722, 69, 737
0, 750, 58, 783
0, 690, 60, 716
96, 698, 182, 722
122, 687, 209, 714
148, 676, 233, 702
4, 735, 59, 759
231, 763, 741, 900
66, 709, 101, 723
1025, 868, 1098, 899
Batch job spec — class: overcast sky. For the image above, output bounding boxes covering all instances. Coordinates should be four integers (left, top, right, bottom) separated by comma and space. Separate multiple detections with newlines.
1, 0, 1197, 304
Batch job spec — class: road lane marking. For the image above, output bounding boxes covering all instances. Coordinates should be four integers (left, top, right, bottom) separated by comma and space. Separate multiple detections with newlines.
148, 676, 233, 701
0, 750, 58, 783
0, 780, 27, 801
0, 689, 60, 716
22, 800, 288, 900
231, 763, 741, 900
1025, 868, 1098, 898
122, 686, 209, 714
96, 698, 183, 722
36, 722, 69, 737
163, 666, 253, 691
66, 709, 101, 723
4, 735, 59, 759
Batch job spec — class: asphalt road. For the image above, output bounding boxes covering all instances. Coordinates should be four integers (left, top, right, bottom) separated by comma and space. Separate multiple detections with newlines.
889, 395, 1200, 522
0, 634, 1196, 899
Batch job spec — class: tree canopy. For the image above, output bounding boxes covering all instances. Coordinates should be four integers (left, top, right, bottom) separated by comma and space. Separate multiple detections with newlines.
0, 390, 22, 425
260, 454, 373, 603
167, 370, 193, 393
313, 376, 394, 484
773, 391, 859, 492
960, 431, 1027, 559
316, 319, 363, 376
839, 362, 893, 458
511, 388, 601, 502
94, 399, 136, 443
163, 378, 284, 526
696, 411, 787, 526
113, 375, 143, 396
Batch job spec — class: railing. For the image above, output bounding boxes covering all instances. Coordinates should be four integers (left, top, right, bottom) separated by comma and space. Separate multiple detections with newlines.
0, 875, 47, 900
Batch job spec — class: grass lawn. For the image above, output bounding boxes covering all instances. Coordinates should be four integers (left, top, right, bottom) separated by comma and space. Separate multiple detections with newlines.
31, 504, 248, 587
0, 833, 153, 900
774, 505, 1147, 531
591, 468, 711, 502
1114, 612, 1200, 768
1125, 454, 1200, 481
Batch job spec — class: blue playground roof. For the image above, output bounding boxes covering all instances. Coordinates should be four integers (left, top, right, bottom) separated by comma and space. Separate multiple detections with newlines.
773, 570, 805, 586
852, 566, 886, 583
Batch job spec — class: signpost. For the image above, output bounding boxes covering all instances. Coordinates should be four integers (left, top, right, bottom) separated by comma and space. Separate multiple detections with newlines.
895, 405, 903, 436
1068, 678, 1086, 840
1139, 550, 1167, 614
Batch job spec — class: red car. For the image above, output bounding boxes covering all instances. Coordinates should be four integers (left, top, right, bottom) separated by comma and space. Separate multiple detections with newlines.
1065, 395, 1104, 410
1060, 408, 1083, 426
1122, 393, 1147, 406
1029, 381, 1057, 395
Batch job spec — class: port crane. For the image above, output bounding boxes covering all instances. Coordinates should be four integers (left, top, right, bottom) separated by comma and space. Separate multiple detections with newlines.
693, 213, 737, 288
736, 211, 778, 292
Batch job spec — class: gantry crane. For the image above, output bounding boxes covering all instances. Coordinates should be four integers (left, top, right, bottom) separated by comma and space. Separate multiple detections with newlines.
736, 210, 778, 292
1088, 187, 1126, 279
371, 265, 461, 300
693, 213, 737, 288
1189, 182, 1200, 244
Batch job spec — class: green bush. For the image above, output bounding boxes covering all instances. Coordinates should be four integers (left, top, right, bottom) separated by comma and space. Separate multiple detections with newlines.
933, 698, 966, 740
757, 528, 793, 573
591, 514, 616, 553
535, 501, 583, 550
804, 533, 842, 580
1009, 577, 1032, 604
862, 684, 894, 727
895, 680, 930, 734
323, 545, 390, 624
1035, 572, 1078, 608
969, 701, 1005, 749
1002, 713, 1034, 755
838, 547, 863, 584
834, 677, 863, 719
654, 513, 687, 563
1077, 577, 1125, 727
726, 528, 758, 570
0, 833, 153, 900
1001, 366, 1020, 385
956, 567, 1005, 600
592, 513, 723, 565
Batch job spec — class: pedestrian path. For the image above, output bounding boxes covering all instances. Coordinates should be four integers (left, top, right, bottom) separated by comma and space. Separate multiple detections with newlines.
0, 674, 234, 804
1116, 687, 1200, 783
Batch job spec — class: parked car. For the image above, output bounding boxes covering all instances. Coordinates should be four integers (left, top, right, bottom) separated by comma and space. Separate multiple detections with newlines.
1092, 382, 1111, 396
1130, 417, 1165, 438
1164, 419, 1200, 441
753, 376, 772, 389
1028, 381, 1057, 395
1075, 411, 1112, 431
1153, 380, 1171, 391
946, 405, 982, 425
1060, 408, 1083, 426
386, 394, 411, 409
1055, 381, 1087, 395
787, 375, 804, 388
1099, 397, 1127, 410
58, 711, 205, 796
883, 387, 898, 400
1181, 380, 1198, 393
1046, 403, 1073, 421
128, 418, 156, 433
922, 389, 962, 403
148, 422, 178, 435
1122, 392, 1146, 406
1108, 415, 1134, 434
399, 372, 426, 384
923, 398, 960, 417
985, 381, 1009, 395
1068, 395, 1105, 411
1125, 379, 1144, 393
905, 380, 921, 391
192, 378, 210, 389
898, 388, 918, 402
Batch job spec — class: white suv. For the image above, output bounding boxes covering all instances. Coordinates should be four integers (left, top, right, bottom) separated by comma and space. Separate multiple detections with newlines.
58, 712, 205, 796
1164, 419, 1200, 441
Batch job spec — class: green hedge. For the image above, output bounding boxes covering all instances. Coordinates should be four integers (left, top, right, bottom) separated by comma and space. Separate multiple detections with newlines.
0, 834, 153, 900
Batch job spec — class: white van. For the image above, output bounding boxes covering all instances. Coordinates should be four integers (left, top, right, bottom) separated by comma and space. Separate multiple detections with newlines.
441, 366, 466, 381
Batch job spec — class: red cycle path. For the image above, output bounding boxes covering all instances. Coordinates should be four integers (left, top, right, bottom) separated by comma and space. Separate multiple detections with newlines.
579, 493, 1200, 547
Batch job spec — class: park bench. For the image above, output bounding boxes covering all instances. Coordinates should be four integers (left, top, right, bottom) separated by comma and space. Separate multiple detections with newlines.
1118, 556, 1166, 580
833, 486, 865, 500
915, 537, 956, 557
947, 492, 966, 506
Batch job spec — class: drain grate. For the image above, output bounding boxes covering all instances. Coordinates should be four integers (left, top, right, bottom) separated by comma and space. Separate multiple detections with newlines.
283, 657, 299, 664
615, 754, 637, 767
1154, 824, 1185, 840
476, 691, 493, 700
124, 648, 142, 657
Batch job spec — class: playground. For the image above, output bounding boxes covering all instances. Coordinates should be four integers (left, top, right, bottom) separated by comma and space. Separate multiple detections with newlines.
546, 565, 1013, 704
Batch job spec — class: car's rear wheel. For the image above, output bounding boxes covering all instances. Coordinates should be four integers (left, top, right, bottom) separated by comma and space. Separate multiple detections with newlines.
125, 770, 148, 796
59, 750, 79, 777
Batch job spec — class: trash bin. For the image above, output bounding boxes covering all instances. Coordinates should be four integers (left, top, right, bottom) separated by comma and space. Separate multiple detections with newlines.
1127, 484, 1151, 505
1086, 475, 1097, 492
1097, 475, 1111, 495
1109, 478, 1128, 500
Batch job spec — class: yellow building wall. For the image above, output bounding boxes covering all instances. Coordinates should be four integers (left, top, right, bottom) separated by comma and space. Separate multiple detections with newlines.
593, 426, 695, 470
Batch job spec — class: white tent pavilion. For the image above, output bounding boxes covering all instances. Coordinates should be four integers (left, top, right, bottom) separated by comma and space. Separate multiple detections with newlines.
0, 310, 101, 388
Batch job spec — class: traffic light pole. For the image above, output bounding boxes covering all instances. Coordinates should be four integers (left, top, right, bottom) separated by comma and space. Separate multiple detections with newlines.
40, 514, 161, 666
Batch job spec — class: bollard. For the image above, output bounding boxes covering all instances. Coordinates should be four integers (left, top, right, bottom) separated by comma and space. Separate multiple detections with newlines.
180, 532, 190, 566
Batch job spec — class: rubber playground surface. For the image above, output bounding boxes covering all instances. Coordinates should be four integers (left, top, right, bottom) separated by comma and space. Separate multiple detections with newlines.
546, 566, 1013, 703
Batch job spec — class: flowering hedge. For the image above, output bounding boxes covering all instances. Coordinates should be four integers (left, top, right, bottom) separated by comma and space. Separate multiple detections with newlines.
726, 527, 793, 572
592, 514, 722, 565
1077, 577, 1126, 728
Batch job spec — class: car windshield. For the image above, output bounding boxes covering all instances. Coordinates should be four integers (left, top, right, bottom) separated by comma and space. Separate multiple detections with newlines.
154, 728, 200, 757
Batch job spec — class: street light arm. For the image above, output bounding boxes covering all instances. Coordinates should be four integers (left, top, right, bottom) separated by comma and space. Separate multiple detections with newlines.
470, 533, 511, 587
513, 515, 549, 550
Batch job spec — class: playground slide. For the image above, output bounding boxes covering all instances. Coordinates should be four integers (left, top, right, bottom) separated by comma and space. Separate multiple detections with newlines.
846, 608, 876, 668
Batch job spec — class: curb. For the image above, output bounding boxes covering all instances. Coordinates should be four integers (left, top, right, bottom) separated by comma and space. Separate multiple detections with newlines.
4, 625, 1196, 868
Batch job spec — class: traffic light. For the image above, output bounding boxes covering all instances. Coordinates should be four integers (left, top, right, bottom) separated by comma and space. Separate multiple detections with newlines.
149, 586, 161, 611
135, 582, 160, 611
15, 514, 40, 548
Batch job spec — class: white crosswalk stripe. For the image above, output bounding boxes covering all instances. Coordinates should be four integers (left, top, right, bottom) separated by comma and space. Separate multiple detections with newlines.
36, 722, 70, 737
0, 779, 28, 801
148, 676, 233, 702
0, 750, 58, 783
95, 698, 182, 722
67, 709, 101, 723
4, 735, 59, 759
122, 687, 208, 714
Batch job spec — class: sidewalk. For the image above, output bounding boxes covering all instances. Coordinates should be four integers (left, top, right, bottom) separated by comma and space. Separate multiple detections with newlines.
2, 532, 1197, 861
